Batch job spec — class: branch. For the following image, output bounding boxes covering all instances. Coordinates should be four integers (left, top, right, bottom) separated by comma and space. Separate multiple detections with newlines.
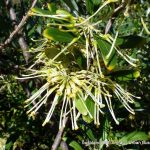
60, 141, 69, 150
51, 118, 68, 150
105, 2, 126, 34
9, 6, 30, 63
18, 36, 29, 63
0, 0, 37, 50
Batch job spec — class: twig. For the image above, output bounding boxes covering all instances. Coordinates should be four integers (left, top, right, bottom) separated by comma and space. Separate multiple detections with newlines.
105, 3, 126, 34
18, 37, 30, 63
60, 141, 69, 150
51, 117, 68, 150
0, 0, 37, 50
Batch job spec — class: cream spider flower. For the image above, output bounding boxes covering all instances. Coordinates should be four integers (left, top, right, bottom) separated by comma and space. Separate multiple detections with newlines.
21, 62, 140, 130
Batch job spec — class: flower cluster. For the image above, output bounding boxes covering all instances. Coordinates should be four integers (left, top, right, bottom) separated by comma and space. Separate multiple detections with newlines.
22, 62, 139, 130
20, 0, 140, 130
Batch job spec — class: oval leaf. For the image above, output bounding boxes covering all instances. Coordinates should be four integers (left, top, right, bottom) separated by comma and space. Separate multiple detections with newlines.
109, 69, 140, 81
43, 27, 75, 42
56, 9, 72, 17
75, 98, 88, 116
97, 38, 117, 71
86, 129, 95, 141
119, 131, 149, 145
56, 9, 74, 22
69, 141, 83, 150
45, 47, 60, 59
117, 36, 146, 49
85, 96, 95, 117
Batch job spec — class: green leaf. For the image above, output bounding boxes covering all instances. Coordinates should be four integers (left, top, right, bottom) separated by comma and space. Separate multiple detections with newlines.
97, 38, 117, 71
5, 141, 13, 150
70, 45, 87, 69
45, 47, 76, 67
109, 69, 140, 81
47, 3, 57, 14
56, 9, 71, 16
82, 115, 93, 123
117, 36, 146, 49
81, 96, 95, 123
61, 0, 79, 12
75, 98, 88, 116
85, 97, 95, 117
86, 129, 95, 141
119, 131, 149, 145
70, 0, 79, 11
92, 0, 101, 5
32, 7, 51, 15
45, 47, 60, 59
76, 56, 83, 68
69, 141, 83, 150
43, 27, 75, 42
56, 9, 74, 21
86, 0, 94, 14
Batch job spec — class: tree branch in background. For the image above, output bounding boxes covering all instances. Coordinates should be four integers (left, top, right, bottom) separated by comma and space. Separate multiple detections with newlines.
9, 7, 30, 63
51, 118, 68, 150
0, 0, 37, 53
